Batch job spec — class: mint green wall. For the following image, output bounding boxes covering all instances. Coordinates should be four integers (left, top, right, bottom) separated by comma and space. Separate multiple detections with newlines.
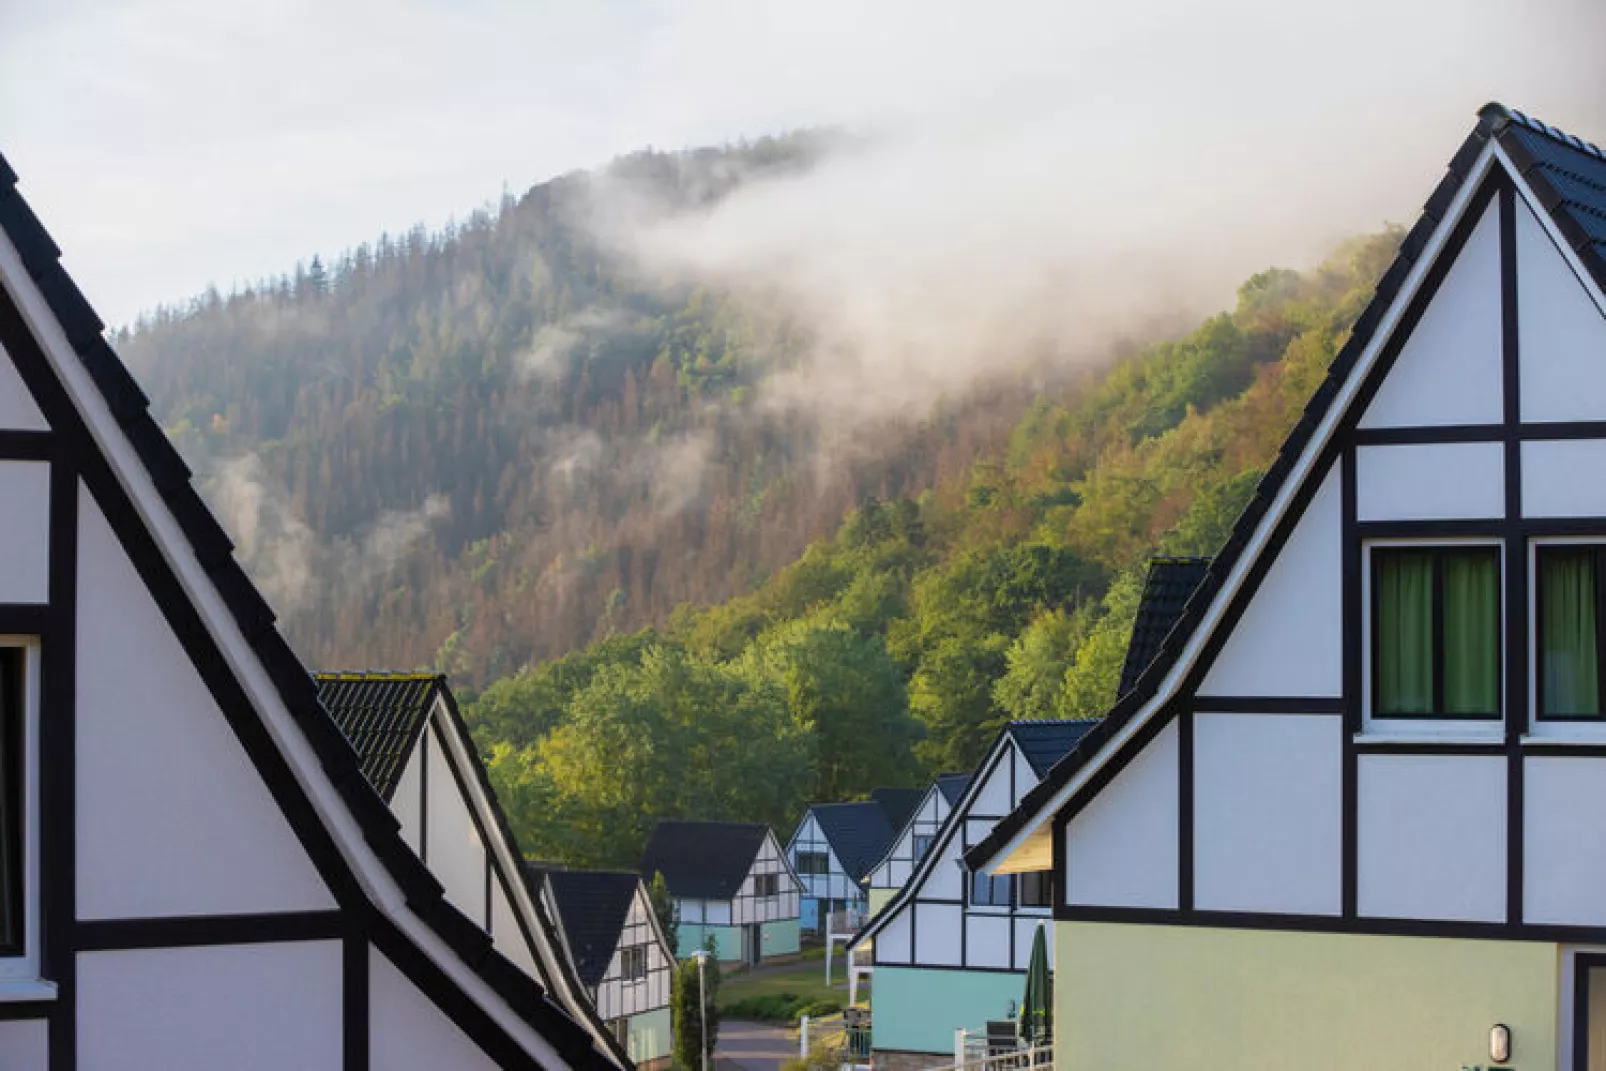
871, 967, 1025, 1055
678, 923, 742, 962
627, 1006, 673, 1064
762, 919, 800, 957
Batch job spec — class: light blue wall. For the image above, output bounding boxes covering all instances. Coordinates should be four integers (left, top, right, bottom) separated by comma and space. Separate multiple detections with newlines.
761, 918, 800, 957
627, 1005, 673, 1064
678, 922, 742, 962
871, 967, 1026, 1055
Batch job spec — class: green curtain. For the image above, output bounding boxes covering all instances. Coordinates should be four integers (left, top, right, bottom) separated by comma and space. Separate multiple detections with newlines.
1443, 551, 1499, 715
1378, 551, 1433, 714
1542, 549, 1600, 716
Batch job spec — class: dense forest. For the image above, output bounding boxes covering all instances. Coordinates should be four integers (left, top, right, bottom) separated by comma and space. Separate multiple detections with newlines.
118, 137, 1399, 869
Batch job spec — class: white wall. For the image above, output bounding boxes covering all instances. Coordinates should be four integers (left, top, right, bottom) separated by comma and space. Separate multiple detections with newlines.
0, 1019, 46, 1070
1522, 439, 1606, 518
369, 946, 502, 1071
1516, 199, 1606, 423
913, 902, 961, 965
75, 487, 334, 919
966, 914, 1011, 968
1193, 713, 1342, 916
77, 941, 342, 1071
1524, 757, 1606, 926
1360, 197, 1505, 429
1356, 442, 1505, 521
423, 725, 489, 929
0, 343, 47, 432
597, 885, 672, 1019
876, 904, 912, 964
1357, 754, 1506, 922
1064, 720, 1179, 909
1200, 466, 1342, 697
390, 747, 423, 853
490, 878, 540, 980
971, 750, 1013, 817
733, 831, 800, 925
0, 461, 48, 604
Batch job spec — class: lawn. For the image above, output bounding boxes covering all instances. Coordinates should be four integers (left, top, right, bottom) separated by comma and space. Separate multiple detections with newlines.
717, 947, 868, 1021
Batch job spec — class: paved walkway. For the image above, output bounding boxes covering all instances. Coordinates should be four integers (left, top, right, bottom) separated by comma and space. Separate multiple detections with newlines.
717, 1019, 795, 1071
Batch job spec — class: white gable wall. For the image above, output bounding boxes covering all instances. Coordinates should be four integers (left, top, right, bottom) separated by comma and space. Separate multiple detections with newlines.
77, 941, 342, 1071
423, 723, 489, 929
369, 947, 503, 1071
1358, 196, 1505, 428
0, 341, 47, 432
1193, 713, 1342, 915
1355, 442, 1505, 520
390, 745, 423, 852
75, 486, 334, 919
0, 1019, 46, 1070
0, 460, 48, 604
1198, 465, 1342, 698
1515, 198, 1606, 422
1064, 720, 1178, 909
1524, 757, 1606, 926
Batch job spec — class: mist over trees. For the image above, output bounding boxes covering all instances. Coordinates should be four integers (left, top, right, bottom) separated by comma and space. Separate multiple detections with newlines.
118, 135, 1399, 869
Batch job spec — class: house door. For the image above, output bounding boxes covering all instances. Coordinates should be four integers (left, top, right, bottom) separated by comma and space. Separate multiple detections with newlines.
747, 923, 762, 965
1578, 955, 1606, 1070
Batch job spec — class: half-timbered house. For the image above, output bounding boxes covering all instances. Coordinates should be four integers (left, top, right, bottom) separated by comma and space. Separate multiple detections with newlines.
316, 672, 628, 1066
639, 821, 800, 965
0, 151, 615, 1068
967, 103, 1606, 1071
788, 789, 920, 934
850, 722, 1090, 1064
529, 869, 675, 1070
863, 774, 969, 922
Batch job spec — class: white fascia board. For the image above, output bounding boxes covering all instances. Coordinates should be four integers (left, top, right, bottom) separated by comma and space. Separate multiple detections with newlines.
978, 141, 1505, 876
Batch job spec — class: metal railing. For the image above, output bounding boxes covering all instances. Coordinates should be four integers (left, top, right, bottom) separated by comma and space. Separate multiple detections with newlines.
929, 1040, 1053, 1071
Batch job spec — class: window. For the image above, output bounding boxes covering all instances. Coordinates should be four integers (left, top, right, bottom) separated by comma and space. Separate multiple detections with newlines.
620, 945, 647, 983
796, 850, 830, 876
969, 871, 1012, 907
1371, 546, 1501, 718
0, 650, 20, 956
912, 834, 934, 862
609, 1017, 628, 1046
1537, 545, 1606, 719
1018, 871, 1053, 908
755, 873, 779, 898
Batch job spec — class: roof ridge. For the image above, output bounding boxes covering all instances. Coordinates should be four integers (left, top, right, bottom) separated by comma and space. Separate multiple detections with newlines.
314, 670, 445, 682
1485, 102, 1606, 166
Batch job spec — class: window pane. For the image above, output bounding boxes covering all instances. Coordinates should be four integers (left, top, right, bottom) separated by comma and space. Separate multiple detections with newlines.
0, 651, 19, 954
1377, 550, 1434, 714
1443, 550, 1500, 715
1542, 548, 1601, 716
1019, 871, 1051, 907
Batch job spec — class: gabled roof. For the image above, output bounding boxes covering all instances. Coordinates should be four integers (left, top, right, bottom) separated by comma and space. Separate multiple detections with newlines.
964, 103, 1606, 878
532, 868, 644, 990
851, 719, 1093, 951
640, 820, 771, 901
935, 772, 971, 805
1007, 720, 1097, 778
810, 802, 897, 884
0, 152, 614, 1068
1116, 558, 1212, 698
870, 787, 924, 832
315, 671, 441, 799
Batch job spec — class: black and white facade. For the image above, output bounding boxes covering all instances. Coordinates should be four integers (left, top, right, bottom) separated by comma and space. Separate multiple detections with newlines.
852, 724, 1085, 975
317, 673, 628, 1066
863, 773, 969, 912
788, 789, 919, 934
639, 821, 802, 965
0, 152, 615, 1068
531, 869, 675, 1069
965, 105, 1606, 1071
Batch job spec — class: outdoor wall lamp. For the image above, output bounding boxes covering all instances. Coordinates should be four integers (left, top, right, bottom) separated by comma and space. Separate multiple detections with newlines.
1489, 1023, 1511, 1064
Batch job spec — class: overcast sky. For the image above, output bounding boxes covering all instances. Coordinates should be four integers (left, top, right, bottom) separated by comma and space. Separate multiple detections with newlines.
3, 0, 1604, 329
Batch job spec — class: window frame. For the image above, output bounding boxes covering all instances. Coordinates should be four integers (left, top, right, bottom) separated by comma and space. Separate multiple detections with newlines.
795, 850, 830, 877
1534, 542, 1606, 723
1528, 536, 1606, 743
0, 641, 41, 993
1362, 540, 1506, 740
620, 944, 648, 985
912, 834, 934, 862
968, 869, 1012, 909
754, 872, 779, 899
1017, 870, 1053, 909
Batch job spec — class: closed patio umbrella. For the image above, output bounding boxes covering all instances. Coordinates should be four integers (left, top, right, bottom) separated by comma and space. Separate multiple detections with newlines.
1018, 921, 1051, 1048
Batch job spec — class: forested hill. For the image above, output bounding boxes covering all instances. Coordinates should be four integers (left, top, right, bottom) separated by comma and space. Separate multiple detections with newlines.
471, 227, 1398, 868
119, 130, 1032, 686
117, 131, 1398, 868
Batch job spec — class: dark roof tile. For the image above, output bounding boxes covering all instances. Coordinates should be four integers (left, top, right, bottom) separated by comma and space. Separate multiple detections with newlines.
870, 787, 923, 832
810, 803, 896, 884
1007, 720, 1098, 778
639, 820, 770, 901
315, 673, 440, 800
536, 869, 643, 989
935, 773, 970, 805
1117, 557, 1212, 697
